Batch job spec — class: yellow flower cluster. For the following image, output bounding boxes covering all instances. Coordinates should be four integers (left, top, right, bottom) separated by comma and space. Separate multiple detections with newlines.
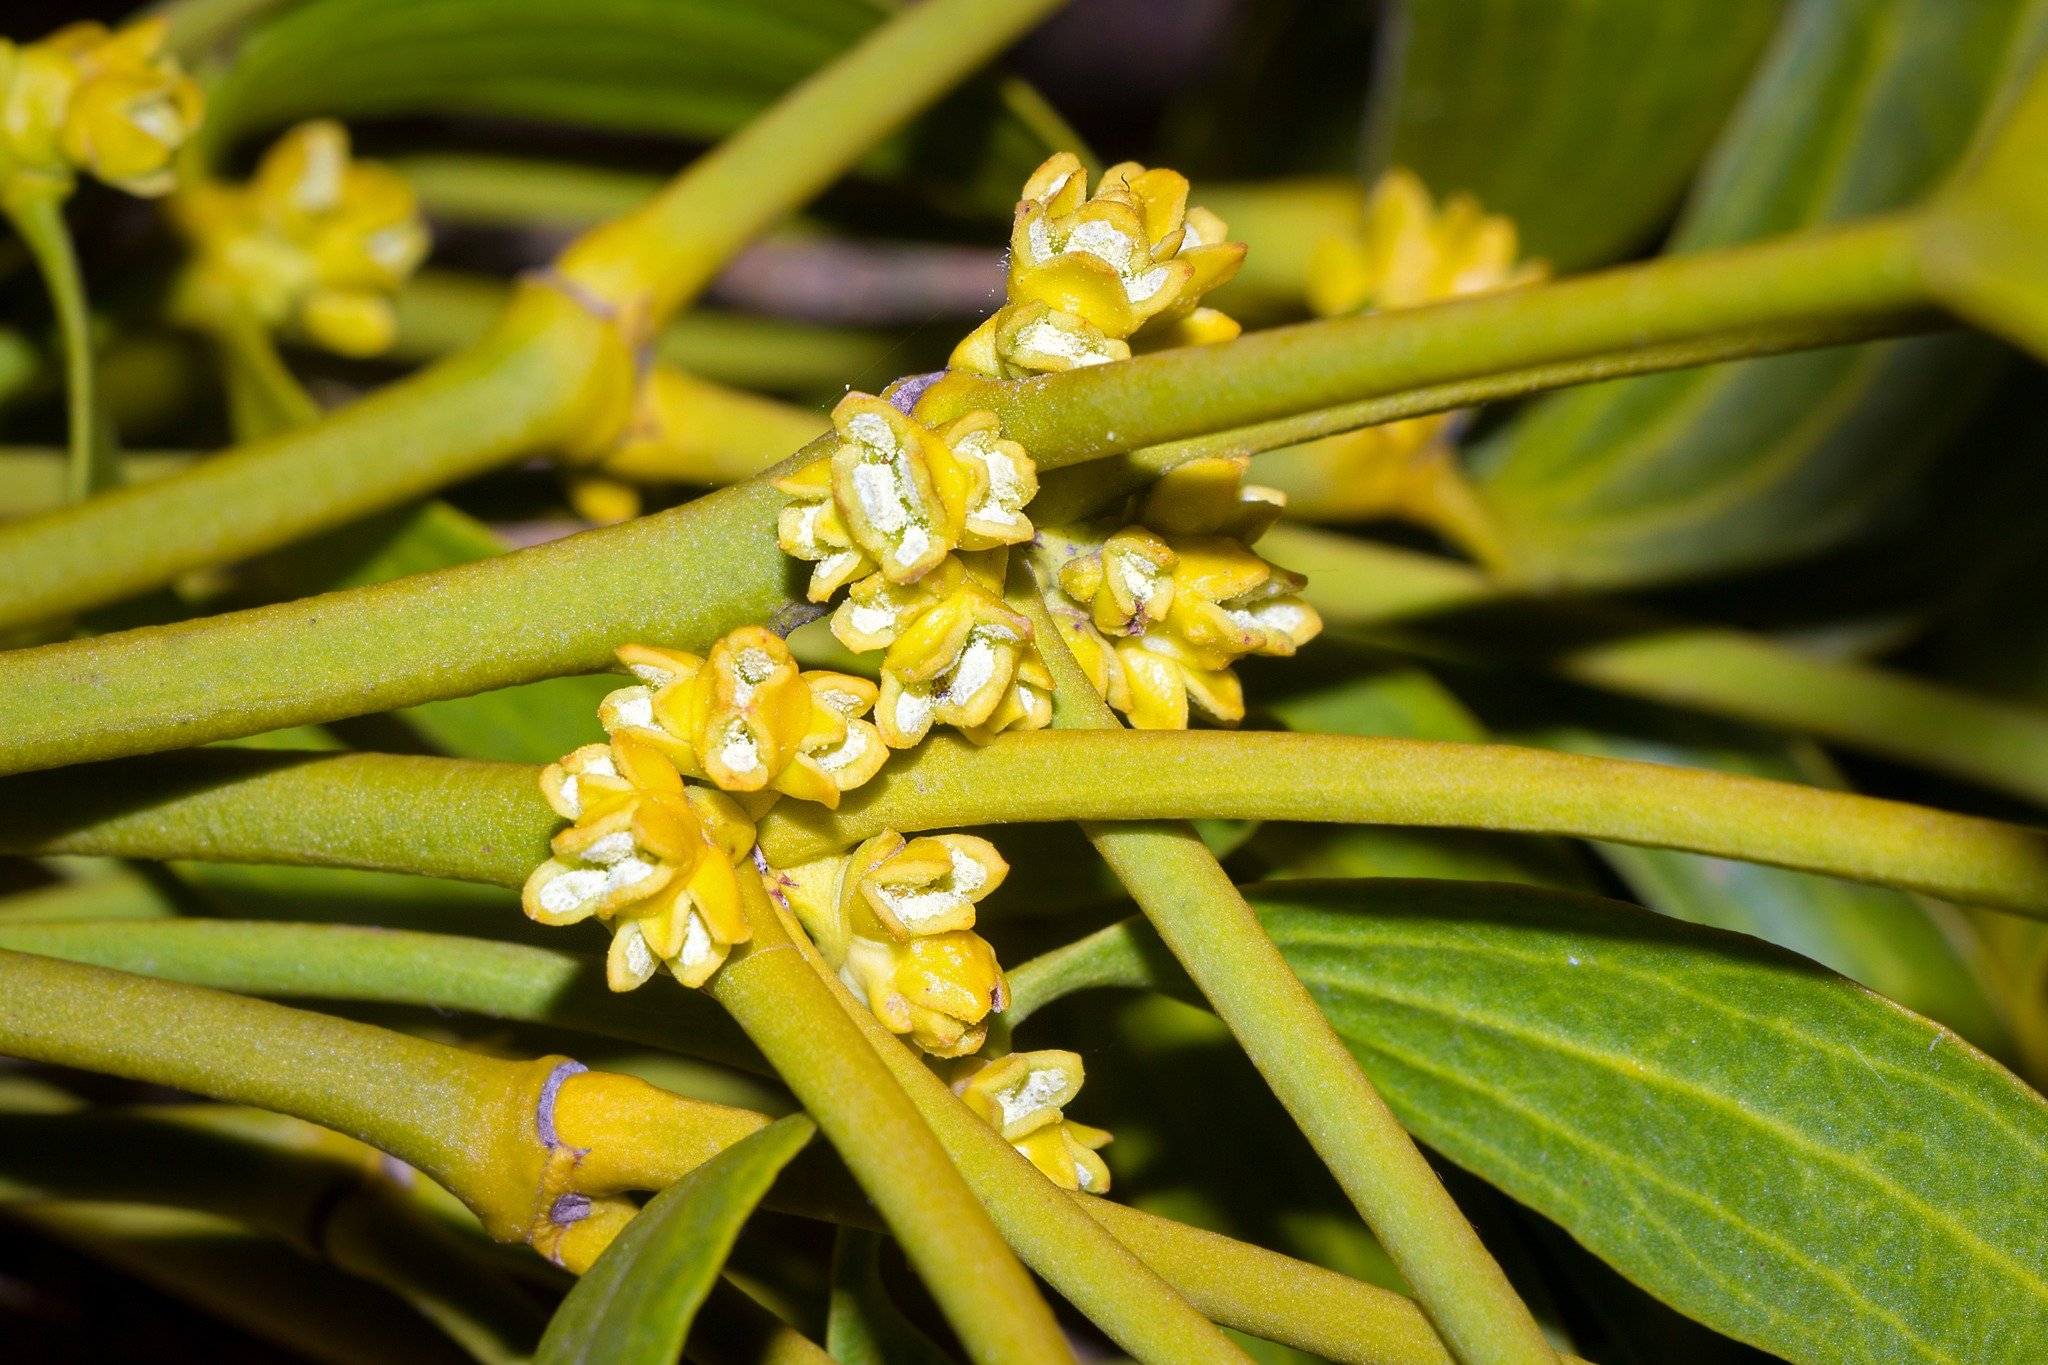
953, 1049, 1111, 1192
776, 392, 1052, 748
951, 153, 1245, 379
523, 732, 756, 990
781, 830, 1012, 1058
0, 18, 202, 198
596, 628, 887, 810
174, 120, 430, 356
1276, 170, 1542, 524
1047, 457, 1321, 729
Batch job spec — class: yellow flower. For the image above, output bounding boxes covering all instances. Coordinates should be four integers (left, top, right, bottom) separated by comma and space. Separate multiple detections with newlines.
523, 733, 756, 989
1306, 168, 1541, 320
0, 18, 202, 197
1275, 170, 1543, 535
174, 120, 429, 356
953, 1049, 1112, 1192
831, 553, 1053, 748
1047, 460, 1320, 729
951, 153, 1245, 380
779, 830, 1012, 1058
774, 394, 1038, 599
596, 629, 887, 809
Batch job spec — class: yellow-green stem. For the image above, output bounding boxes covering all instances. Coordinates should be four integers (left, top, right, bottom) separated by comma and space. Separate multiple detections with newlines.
757, 877, 1252, 1363
708, 868, 1073, 1365
3, 183, 109, 500
1017, 574, 1553, 1365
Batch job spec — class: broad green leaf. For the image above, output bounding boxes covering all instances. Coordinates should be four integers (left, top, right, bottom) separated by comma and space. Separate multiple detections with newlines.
536, 1114, 815, 1365
1546, 729, 2012, 1055
1365, 0, 1783, 270
1471, 0, 2045, 588
202, 0, 1065, 219
1028, 880, 2048, 1364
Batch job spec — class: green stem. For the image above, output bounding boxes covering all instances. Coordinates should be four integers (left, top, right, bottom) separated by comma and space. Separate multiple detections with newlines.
0, 912, 1542, 1364
1269, 525, 2048, 809
757, 877, 1252, 1364
557, 0, 1074, 323
1029, 313, 1930, 526
0, 217, 1938, 768
0, 917, 760, 1072
206, 303, 322, 440
926, 215, 1929, 467
10, 737, 2048, 915
0, 947, 566, 1241
708, 868, 1074, 1365
1016, 573, 1552, 1365
3, 183, 110, 501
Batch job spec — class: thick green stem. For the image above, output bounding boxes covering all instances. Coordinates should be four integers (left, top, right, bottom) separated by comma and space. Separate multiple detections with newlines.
1016, 576, 1552, 1365
1269, 526, 2048, 809
556, 0, 1073, 323
0, 278, 627, 634
757, 880, 1251, 1363
0, 913, 1549, 1364
0, 217, 1936, 770
9, 738, 2047, 915
0, 948, 560, 1240
708, 868, 1073, 1365
3, 183, 109, 500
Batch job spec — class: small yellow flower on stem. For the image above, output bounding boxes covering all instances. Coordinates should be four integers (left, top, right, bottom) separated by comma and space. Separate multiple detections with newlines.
524, 732, 757, 990
173, 119, 430, 356
1045, 458, 1321, 729
779, 830, 1013, 1058
953, 1049, 1112, 1192
1269, 169, 1544, 550
951, 152, 1246, 380
774, 393, 1039, 598
597, 628, 888, 808
0, 18, 202, 198
831, 552, 1053, 748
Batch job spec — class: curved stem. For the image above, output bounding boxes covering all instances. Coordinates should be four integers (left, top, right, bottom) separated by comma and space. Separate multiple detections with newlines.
1014, 573, 1552, 1365
3, 184, 110, 501
555, 0, 1073, 325
1269, 526, 2048, 809
0, 911, 1549, 1364
756, 876, 1253, 1364
0, 947, 560, 1240
0, 219, 1938, 768
708, 868, 1073, 1365
9, 736, 2047, 915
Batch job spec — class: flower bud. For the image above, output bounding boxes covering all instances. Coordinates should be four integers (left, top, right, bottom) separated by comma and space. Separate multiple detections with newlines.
953, 1049, 1112, 1192
597, 629, 888, 808
174, 120, 428, 355
0, 19, 202, 197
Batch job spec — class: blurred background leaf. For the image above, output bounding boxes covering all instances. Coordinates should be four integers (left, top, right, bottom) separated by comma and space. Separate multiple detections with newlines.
1363, 0, 1784, 272
1469, 0, 2048, 588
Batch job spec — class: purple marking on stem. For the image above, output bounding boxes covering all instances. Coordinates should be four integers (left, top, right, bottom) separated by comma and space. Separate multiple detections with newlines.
885, 370, 947, 414
550, 1193, 593, 1226
535, 1059, 590, 1150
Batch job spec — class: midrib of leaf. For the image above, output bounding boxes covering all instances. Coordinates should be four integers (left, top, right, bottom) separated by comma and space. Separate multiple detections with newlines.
1299, 965, 2048, 1300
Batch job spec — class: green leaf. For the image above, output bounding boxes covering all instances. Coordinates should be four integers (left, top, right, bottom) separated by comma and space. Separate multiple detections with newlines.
1366, 0, 1783, 270
203, 0, 1064, 218
826, 1228, 961, 1365
1545, 728, 2012, 1056
1026, 880, 2048, 1364
535, 1114, 816, 1365
1470, 0, 2046, 587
